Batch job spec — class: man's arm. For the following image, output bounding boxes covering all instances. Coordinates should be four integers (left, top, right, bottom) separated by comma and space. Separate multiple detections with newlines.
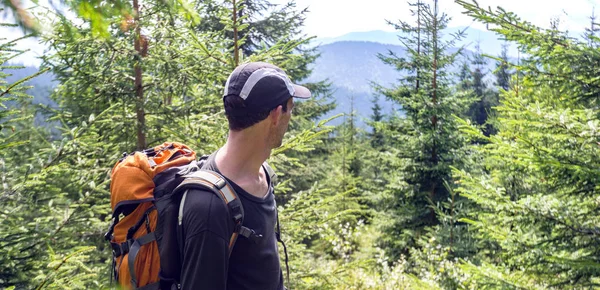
180, 189, 233, 290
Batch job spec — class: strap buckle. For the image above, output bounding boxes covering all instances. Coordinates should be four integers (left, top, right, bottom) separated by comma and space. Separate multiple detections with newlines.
239, 226, 263, 243
111, 239, 133, 257
230, 203, 243, 224
214, 178, 226, 189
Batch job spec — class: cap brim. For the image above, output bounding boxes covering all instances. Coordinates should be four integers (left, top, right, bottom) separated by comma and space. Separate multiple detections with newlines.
292, 84, 311, 99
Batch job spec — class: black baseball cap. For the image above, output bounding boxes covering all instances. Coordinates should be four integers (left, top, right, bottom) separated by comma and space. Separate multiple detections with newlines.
223, 62, 311, 113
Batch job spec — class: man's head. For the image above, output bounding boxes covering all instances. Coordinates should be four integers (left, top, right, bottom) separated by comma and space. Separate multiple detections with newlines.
222, 62, 310, 147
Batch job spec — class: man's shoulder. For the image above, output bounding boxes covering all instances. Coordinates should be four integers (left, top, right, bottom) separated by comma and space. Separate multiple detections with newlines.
181, 187, 231, 232
183, 187, 229, 216
181, 187, 233, 240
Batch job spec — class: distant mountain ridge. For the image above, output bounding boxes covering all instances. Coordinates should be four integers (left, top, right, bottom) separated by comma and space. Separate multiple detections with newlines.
8, 28, 511, 128
308, 41, 404, 93
307, 39, 504, 127
311, 27, 518, 59
312, 30, 403, 47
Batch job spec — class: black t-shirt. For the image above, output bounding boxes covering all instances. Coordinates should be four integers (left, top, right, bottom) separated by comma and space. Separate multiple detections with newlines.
179, 153, 284, 290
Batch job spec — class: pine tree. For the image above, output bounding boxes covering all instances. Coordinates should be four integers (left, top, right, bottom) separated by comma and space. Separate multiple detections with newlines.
368, 95, 385, 150
470, 43, 486, 98
466, 42, 498, 136
455, 1, 600, 287
1, 11, 101, 288
494, 42, 512, 91
193, 0, 317, 83
41, 0, 232, 150
374, 0, 473, 260
458, 61, 472, 91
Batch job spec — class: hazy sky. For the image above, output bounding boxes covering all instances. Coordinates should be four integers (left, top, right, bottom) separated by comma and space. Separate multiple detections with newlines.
3, 0, 600, 65
271, 0, 599, 38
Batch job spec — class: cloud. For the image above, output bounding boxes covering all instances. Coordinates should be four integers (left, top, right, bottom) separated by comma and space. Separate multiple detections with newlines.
274, 0, 599, 38
3, 0, 599, 67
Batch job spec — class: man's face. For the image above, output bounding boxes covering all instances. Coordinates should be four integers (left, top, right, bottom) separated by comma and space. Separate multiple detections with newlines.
271, 97, 294, 148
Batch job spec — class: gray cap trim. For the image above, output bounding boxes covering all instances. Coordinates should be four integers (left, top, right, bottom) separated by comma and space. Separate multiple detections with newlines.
239, 67, 294, 100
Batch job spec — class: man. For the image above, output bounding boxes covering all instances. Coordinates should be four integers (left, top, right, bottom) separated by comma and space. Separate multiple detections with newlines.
179, 62, 310, 289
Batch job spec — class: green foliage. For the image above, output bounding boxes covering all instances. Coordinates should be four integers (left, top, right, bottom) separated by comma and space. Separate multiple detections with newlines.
374, 0, 475, 261
464, 42, 499, 136
1, 0, 199, 37
6, 0, 600, 289
1, 1, 342, 289
0, 12, 73, 288
454, 0, 600, 288
33, 246, 100, 290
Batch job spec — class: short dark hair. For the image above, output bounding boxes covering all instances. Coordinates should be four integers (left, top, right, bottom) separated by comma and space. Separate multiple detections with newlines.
224, 95, 289, 131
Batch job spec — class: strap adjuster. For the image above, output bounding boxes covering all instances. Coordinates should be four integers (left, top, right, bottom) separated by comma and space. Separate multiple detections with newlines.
111, 239, 133, 257
239, 226, 263, 243
230, 203, 243, 223
215, 178, 226, 189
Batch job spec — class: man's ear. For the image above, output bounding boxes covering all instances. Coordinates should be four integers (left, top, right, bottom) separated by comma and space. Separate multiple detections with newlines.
269, 105, 283, 126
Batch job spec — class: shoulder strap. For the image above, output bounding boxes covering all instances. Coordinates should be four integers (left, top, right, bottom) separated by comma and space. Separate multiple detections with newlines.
262, 162, 277, 185
174, 170, 244, 257
176, 163, 273, 256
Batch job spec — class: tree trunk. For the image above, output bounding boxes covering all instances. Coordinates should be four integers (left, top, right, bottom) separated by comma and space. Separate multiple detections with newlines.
416, 0, 421, 91
430, 0, 439, 224
133, 0, 146, 150
233, 0, 240, 66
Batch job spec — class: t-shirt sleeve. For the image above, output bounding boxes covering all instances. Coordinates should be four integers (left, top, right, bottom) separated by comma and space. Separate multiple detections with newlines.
179, 189, 233, 290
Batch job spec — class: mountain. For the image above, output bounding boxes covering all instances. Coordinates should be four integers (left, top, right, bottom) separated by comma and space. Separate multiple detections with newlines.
5, 37, 508, 129
306, 27, 514, 128
312, 30, 402, 47
307, 40, 504, 127
306, 41, 403, 126
312, 27, 518, 58
309, 41, 405, 94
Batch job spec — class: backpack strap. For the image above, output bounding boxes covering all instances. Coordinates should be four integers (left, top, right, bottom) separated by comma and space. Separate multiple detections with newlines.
128, 232, 157, 288
175, 163, 276, 255
174, 170, 244, 256
262, 162, 277, 185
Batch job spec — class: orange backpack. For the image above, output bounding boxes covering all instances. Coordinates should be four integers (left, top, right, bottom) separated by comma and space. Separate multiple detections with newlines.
104, 142, 258, 290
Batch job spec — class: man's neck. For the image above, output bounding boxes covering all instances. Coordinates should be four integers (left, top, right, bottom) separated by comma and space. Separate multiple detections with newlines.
215, 129, 271, 187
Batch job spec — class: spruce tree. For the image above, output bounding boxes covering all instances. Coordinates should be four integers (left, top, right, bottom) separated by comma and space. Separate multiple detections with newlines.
374, 0, 473, 260
455, 1, 600, 287
1, 11, 102, 287
458, 60, 472, 91
368, 95, 385, 150
494, 43, 512, 91
466, 42, 498, 136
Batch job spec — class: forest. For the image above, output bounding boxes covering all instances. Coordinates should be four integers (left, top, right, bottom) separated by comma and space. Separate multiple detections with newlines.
1, 0, 599, 289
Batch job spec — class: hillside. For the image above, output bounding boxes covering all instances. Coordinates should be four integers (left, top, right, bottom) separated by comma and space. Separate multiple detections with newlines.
308, 40, 502, 126
8, 39, 506, 128
311, 27, 518, 58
